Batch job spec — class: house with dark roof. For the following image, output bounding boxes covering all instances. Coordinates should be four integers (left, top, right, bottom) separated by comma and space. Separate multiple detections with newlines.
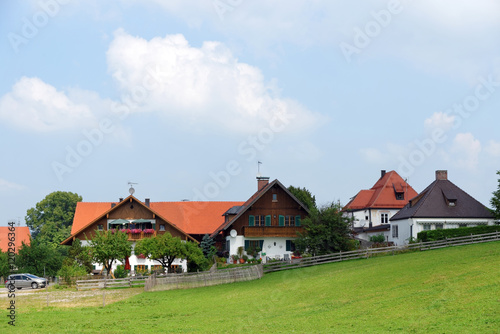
61, 194, 243, 273
343, 170, 418, 242
211, 176, 310, 260
389, 170, 495, 245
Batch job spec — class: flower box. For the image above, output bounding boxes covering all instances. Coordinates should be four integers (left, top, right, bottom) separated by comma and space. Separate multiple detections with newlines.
131, 229, 142, 234
143, 229, 155, 234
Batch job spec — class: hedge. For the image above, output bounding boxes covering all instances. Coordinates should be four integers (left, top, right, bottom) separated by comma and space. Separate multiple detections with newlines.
417, 224, 500, 242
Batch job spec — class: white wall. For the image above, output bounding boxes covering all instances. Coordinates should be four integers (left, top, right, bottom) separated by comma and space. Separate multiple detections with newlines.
225, 235, 298, 261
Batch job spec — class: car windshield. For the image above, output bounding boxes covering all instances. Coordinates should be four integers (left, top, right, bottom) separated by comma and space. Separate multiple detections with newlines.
25, 274, 40, 279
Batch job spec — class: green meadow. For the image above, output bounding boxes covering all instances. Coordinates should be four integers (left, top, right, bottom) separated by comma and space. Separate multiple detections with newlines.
3, 242, 499, 333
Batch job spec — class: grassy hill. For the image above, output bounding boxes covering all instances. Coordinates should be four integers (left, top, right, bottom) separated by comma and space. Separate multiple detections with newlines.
5, 242, 500, 333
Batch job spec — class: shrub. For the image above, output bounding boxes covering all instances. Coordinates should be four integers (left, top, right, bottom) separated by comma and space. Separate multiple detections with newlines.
57, 263, 88, 286
417, 225, 500, 242
369, 234, 386, 243
113, 265, 129, 278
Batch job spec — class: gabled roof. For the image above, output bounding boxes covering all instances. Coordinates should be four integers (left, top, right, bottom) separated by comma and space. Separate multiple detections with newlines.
0, 226, 31, 253
391, 177, 494, 221
210, 179, 311, 238
63, 196, 244, 245
344, 170, 418, 211
62, 195, 202, 244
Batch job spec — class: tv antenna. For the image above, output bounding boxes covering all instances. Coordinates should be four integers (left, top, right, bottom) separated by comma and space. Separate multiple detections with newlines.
257, 161, 262, 177
128, 181, 138, 195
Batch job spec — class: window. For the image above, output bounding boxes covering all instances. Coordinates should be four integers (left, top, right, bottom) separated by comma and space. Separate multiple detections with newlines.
225, 240, 230, 253
392, 225, 398, 238
97, 224, 103, 231
244, 240, 264, 251
381, 213, 389, 224
159, 224, 165, 231
256, 215, 265, 226
423, 224, 431, 231
284, 215, 295, 226
435, 224, 443, 230
286, 240, 296, 252
448, 200, 456, 207
272, 194, 278, 202
396, 193, 404, 200
134, 265, 148, 272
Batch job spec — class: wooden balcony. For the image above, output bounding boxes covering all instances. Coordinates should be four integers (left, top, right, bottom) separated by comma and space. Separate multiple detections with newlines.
243, 226, 304, 238
127, 231, 156, 241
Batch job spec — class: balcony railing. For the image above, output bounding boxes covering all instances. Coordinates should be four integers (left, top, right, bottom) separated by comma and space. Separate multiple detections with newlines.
127, 231, 157, 240
243, 226, 304, 238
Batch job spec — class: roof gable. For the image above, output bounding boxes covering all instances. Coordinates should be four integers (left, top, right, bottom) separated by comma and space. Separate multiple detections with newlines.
391, 178, 494, 220
344, 171, 418, 210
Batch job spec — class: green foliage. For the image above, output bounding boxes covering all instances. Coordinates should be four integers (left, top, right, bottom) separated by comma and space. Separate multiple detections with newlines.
57, 263, 88, 286
369, 234, 386, 243
184, 241, 208, 272
114, 265, 129, 279
0, 251, 9, 280
295, 202, 353, 256
288, 185, 317, 211
25, 191, 82, 246
135, 233, 187, 273
417, 225, 500, 242
200, 234, 215, 258
63, 238, 93, 273
88, 230, 131, 276
16, 238, 64, 276
490, 170, 500, 220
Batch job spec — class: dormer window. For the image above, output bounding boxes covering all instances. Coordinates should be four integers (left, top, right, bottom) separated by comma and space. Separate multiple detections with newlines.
448, 200, 456, 207
395, 192, 404, 200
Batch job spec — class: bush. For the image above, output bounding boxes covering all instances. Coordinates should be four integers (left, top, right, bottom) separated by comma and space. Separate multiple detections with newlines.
57, 264, 88, 286
113, 265, 129, 278
369, 234, 386, 243
417, 225, 500, 242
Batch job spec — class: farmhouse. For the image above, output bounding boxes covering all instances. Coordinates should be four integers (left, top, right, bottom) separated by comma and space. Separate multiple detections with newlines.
343, 170, 418, 242
61, 194, 243, 273
389, 170, 495, 245
211, 176, 310, 260
0, 226, 31, 254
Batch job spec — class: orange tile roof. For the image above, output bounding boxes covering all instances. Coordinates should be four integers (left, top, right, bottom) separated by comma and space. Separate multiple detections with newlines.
0, 226, 31, 253
70, 200, 244, 236
344, 171, 418, 210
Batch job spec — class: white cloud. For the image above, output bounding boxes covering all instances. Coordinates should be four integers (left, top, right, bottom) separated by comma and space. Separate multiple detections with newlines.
451, 133, 482, 170
106, 30, 321, 134
0, 77, 111, 132
424, 112, 455, 133
485, 140, 500, 158
0, 178, 26, 192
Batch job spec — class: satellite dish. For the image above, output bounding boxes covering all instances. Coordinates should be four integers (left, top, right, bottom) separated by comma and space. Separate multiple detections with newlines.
129, 187, 135, 195
230, 229, 237, 238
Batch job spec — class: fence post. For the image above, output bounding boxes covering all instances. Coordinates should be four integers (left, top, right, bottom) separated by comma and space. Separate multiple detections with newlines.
339, 251, 342, 262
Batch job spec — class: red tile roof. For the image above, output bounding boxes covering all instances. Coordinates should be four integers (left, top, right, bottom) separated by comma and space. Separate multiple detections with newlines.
0, 226, 31, 253
344, 170, 418, 210
70, 200, 244, 236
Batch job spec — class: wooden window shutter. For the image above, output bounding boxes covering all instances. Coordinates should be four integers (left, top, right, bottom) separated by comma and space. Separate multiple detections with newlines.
279, 215, 285, 226
249, 215, 255, 227
259, 240, 264, 250
286, 240, 291, 251
245, 240, 250, 251
265, 215, 271, 226
295, 215, 301, 226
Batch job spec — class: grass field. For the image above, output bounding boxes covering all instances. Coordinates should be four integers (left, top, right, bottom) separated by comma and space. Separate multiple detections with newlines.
2, 242, 499, 333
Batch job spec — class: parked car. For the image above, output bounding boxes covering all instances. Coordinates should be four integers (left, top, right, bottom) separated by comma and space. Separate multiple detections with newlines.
5, 273, 47, 289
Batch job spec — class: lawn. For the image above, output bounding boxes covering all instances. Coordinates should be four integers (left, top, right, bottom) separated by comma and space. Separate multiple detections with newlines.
3, 242, 499, 333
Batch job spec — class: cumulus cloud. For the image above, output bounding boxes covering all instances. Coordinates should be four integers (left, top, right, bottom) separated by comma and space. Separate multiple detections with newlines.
0, 77, 111, 132
424, 112, 455, 133
451, 133, 482, 170
0, 178, 26, 192
485, 140, 500, 158
106, 30, 321, 134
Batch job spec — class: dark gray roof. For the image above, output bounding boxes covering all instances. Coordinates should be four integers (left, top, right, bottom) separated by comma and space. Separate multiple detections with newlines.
223, 206, 242, 216
390, 179, 494, 221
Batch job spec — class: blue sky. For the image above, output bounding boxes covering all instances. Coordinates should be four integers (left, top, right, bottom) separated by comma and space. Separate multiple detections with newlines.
1, 0, 500, 226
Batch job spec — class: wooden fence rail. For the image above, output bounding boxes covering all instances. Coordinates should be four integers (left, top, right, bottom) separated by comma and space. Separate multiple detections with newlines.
76, 276, 148, 291
263, 230, 500, 273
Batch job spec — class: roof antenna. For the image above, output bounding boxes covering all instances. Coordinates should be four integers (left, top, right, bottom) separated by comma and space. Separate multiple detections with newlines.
257, 161, 262, 177
128, 181, 138, 195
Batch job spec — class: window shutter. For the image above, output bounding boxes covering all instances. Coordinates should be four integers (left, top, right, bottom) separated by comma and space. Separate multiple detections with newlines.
279, 215, 285, 226
249, 215, 255, 227
295, 216, 301, 226
265, 215, 271, 226
152, 222, 156, 229
244, 240, 250, 251
259, 240, 264, 250
286, 240, 291, 251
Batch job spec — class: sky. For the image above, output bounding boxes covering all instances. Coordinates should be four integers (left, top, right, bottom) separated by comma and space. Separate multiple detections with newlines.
1, 0, 500, 226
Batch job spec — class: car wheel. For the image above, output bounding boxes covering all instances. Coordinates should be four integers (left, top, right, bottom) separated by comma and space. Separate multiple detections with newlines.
17, 287, 22, 290
31, 282, 38, 289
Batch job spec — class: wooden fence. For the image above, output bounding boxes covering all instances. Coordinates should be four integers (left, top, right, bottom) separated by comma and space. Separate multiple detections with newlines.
76, 276, 148, 291
144, 264, 264, 292
263, 230, 500, 273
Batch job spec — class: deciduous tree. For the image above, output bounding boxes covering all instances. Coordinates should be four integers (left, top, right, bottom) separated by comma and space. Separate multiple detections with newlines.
134, 233, 187, 273
88, 230, 131, 276
288, 186, 317, 212
490, 170, 500, 220
16, 238, 64, 276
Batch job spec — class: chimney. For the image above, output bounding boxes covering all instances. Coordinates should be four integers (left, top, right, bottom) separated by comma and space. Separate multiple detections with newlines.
111, 203, 116, 208
436, 170, 448, 180
381, 170, 386, 178
119, 197, 123, 202
257, 176, 270, 191
145, 198, 150, 207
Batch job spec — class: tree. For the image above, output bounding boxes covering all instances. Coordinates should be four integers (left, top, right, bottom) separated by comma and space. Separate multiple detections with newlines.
490, 170, 500, 220
25, 191, 82, 246
184, 241, 208, 272
295, 202, 353, 256
88, 230, 131, 276
134, 233, 186, 273
0, 251, 9, 280
63, 238, 93, 273
200, 234, 215, 258
16, 238, 64, 276
288, 186, 317, 212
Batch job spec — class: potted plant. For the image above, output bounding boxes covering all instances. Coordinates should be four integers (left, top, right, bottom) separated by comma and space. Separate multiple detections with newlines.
231, 254, 239, 264
237, 246, 244, 258
241, 255, 248, 264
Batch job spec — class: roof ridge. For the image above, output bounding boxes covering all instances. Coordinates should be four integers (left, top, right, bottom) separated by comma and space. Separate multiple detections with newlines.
411, 180, 436, 217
